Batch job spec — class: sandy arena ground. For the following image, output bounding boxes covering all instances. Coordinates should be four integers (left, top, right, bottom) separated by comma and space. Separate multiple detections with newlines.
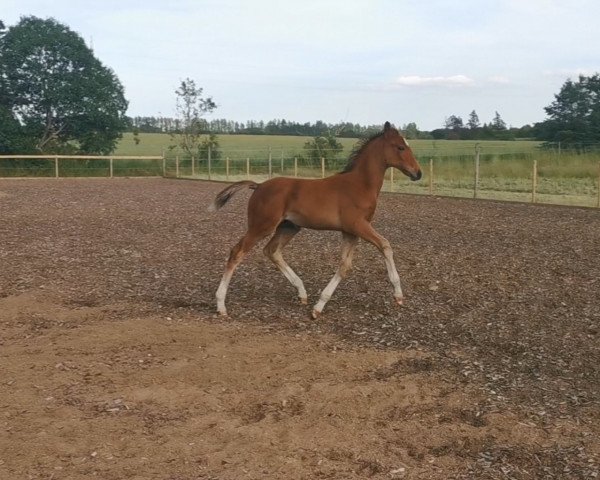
0, 178, 599, 479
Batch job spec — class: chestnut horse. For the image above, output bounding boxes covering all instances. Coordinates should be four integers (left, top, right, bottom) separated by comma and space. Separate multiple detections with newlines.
210, 122, 422, 317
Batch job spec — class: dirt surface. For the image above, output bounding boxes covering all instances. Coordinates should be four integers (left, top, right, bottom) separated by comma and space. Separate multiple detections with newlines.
0, 178, 599, 479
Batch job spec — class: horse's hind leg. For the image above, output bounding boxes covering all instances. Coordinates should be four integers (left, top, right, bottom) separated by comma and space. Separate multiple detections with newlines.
263, 221, 307, 304
216, 230, 266, 316
312, 232, 359, 318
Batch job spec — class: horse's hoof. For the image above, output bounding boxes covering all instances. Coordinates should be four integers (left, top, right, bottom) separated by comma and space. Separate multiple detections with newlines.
300, 297, 308, 305
311, 309, 321, 319
394, 296, 404, 306
217, 309, 228, 317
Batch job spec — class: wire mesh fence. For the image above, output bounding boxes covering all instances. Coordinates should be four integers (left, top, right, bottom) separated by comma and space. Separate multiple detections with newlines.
0, 155, 164, 178
162, 146, 600, 208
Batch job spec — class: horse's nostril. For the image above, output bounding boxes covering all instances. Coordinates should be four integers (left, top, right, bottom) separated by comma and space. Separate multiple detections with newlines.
412, 170, 422, 181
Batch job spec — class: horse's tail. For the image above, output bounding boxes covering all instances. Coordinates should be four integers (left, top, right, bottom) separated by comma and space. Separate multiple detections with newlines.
208, 180, 259, 212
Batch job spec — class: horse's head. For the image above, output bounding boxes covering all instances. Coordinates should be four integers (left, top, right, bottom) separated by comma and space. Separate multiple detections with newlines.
382, 121, 422, 181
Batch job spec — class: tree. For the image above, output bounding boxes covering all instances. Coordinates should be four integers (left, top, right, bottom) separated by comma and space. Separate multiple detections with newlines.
0, 104, 29, 153
442, 115, 463, 139
170, 78, 217, 157
467, 110, 480, 129
132, 127, 141, 146
444, 115, 463, 130
537, 73, 600, 146
402, 122, 419, 139
303, 131, 343, 166
491, 111, 507, 130
0, 16, 128, 154
199, 133, 221, 161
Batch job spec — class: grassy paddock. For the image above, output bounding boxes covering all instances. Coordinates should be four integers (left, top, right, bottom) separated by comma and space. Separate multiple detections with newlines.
116, 132, 358, 157
1, 133, 598, 207
117, 132, 543, 158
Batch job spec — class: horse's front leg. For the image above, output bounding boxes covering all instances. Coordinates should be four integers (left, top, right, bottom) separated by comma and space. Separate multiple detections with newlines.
349, 222, 403, 305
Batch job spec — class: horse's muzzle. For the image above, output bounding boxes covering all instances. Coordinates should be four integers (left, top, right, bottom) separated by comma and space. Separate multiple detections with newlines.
410, 170, 422, 181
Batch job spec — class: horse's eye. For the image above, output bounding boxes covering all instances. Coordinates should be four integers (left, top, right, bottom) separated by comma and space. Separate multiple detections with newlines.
397, 146, 405, 151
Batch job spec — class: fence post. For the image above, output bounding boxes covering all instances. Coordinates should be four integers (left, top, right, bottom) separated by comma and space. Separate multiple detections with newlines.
268, 147, 272, 179
389, 167, 394, 192
162, 152, 166, 177
109, 157, 114, 178
429, 158, 434, 195
191, 155, 195, 177
175, 155, 180, 178
54, 155, 59, 178
474, 145, 480, 198
246, 157, 250, 179
226, 157, 230, 181
281, 148, 284, 174
294, 157, 298, 177
321, 157, 325, 178
532, 159, 538, 203
208, 146, 212, 181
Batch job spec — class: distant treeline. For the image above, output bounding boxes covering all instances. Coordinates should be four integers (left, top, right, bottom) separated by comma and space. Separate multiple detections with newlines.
429, 124, 536, 141
125, 116, 536, 141
127, 117, 383, 138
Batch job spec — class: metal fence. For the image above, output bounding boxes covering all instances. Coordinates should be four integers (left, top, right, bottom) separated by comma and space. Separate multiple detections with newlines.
1, 148, 599, 208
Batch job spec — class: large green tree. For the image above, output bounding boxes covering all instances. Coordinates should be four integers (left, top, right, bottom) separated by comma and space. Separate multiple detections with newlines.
537, 73, 600, 145
0, 16, 128, 154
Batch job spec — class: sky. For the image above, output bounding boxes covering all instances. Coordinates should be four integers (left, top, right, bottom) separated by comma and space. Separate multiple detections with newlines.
3, 0, 600, 130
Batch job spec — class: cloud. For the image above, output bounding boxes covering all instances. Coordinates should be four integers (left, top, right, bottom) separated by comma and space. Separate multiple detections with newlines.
394, 75, 475, 87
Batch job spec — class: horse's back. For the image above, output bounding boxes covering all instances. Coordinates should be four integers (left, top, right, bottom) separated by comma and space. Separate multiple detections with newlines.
248, 176, 350, 230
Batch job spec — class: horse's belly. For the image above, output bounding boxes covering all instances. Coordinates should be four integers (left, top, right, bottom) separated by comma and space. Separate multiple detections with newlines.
285, 209, 341, 230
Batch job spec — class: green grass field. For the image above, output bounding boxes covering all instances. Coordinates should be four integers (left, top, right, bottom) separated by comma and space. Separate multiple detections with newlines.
118, 132, 598, 183
115, 132, 542, 158
1, 133, 598, 208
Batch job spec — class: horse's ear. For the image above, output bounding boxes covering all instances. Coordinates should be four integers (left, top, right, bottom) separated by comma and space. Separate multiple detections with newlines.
384, 121, 391, 131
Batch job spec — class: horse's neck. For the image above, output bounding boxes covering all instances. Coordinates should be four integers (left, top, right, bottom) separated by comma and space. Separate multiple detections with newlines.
350, 149, 387, 194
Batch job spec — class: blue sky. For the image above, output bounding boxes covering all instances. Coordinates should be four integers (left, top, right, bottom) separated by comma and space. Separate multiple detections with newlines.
3, 0, 600, 130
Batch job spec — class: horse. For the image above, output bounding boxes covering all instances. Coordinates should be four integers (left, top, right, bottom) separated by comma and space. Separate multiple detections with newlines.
209, 122, 422, 318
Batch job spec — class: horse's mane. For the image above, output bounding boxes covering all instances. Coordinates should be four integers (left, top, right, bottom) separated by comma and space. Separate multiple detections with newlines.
339, 130, 385, 173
